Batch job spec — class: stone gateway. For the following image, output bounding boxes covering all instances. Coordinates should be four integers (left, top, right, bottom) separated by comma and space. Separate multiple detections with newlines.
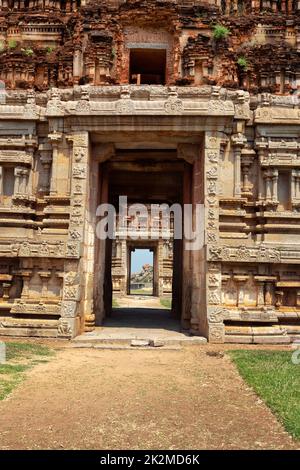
0, 1, 300, 344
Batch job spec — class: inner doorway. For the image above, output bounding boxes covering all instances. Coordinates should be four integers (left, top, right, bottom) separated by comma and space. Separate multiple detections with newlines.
98, 148, 187, 332
129, 248, 154, 296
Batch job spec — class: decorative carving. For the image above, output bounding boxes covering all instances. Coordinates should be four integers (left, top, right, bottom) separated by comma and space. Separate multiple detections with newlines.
66, 242, 81, 259
208, 246, 281, 263
57, 318, 72, 337
72, 165, 86, 179
164, 99, 183, 115
61, 301, 77, 318
208, 307, 228, 323
115, 99, 135, 114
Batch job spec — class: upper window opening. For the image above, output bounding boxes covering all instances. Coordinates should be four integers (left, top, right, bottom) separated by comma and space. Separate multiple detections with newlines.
129, 48, 166, 85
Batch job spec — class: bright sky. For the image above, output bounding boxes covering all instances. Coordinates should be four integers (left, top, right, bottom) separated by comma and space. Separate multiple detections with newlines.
131, 249, 153, 273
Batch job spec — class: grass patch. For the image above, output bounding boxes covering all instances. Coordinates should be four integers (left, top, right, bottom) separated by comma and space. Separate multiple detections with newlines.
229, 350, 300, 440
6, 342, 54, 361
237, 56, 248, 70
112, 298, 119, 308
0, 342, 54, 400
160, 298, 172, 309
130, 289, 153, 295
213, 24, 230, 41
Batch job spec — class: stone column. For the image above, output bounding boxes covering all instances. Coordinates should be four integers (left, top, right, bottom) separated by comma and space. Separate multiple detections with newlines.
234, 275, 248, 307
264, 169, 273, 202
292, 170, 300, 209
204, 132, 224, 343
20, 270, 32, 299
0, 166, 3, 196
275, 290, 284, 308
73, 48, 83, 84
256, 280, 265, 308
48, 132, 62, 196
272, 169, 278, 203
14, 167, 22, 195
296, 290, 300, 307
38, 271, 51, 298
265, 282, 273, 306
232, 133, 246, 198
59, 131, 90, 338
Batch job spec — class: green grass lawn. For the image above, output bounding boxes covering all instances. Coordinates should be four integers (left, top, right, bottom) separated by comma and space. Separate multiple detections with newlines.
0, 342, 55, 400
130, 289, 153, 295
229, 350, 300, 440
160, 298, 172, 309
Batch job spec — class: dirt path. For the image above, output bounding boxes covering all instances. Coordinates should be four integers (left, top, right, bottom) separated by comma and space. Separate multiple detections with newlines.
0, 346, 297, 450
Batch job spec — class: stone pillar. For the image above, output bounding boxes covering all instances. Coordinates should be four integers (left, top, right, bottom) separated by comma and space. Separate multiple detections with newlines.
264, 169, 273, 202
265, 282, 273, 306
241, 151, 255, 197
0, 166, 2, 196
14, 167, 24, 195
20, 271, 32, 299
59, 131, 90, 338
39, 271, 51, 298
48, 132, 62, 196
234, 275, 248, 307
204, 132, 224, 343
296, 290, 300, 307
232, 133, 246, 198
275, 290, 284, 308
272, 169, 278, 203
256, 280, 265, 308
292, 170, 300, 208
73, 48, 83, 84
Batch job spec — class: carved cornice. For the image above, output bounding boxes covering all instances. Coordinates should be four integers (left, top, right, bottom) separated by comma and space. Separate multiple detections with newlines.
0, 240, 78, 259
0, 150, 32, 165
208, 245, 281, 263
208, 244, 300, 264
10, 300, 61, 315
254, 106, 300, 124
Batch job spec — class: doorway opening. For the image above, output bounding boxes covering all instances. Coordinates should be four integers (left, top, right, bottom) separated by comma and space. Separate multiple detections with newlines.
129, 248, 154, 296
129, 48, 166, 85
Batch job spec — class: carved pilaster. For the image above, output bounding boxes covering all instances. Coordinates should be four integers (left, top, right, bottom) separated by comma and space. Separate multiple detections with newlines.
232, 133, 247, 198
60, 132, 92, 335
48, 131, 63, 196
0, 166, 2, 196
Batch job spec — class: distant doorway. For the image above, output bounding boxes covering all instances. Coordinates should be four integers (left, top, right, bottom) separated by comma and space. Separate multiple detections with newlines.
129, 248, 154, 296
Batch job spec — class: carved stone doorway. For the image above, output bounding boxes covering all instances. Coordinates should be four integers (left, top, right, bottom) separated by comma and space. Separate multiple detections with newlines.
93, 145, 190, 329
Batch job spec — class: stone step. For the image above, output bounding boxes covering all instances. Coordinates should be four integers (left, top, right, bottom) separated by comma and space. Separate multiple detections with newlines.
0, 327, 58, 338
72, 335, 207, 347
225, 334, 292, 344
72, 343, 182, 351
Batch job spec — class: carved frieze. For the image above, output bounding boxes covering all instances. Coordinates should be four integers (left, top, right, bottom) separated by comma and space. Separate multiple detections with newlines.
0, 150, 32, 165
255, 107, 300, 124
11, 300, 61, 315
208, 245, 281, 263
0, 241, 66, 258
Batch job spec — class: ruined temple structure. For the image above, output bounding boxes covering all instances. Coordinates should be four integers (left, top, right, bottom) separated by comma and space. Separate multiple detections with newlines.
1, 1, 300, 343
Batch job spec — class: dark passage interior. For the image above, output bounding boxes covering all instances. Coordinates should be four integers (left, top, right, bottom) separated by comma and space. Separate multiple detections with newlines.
129, 48, 166, 84
101, 148, 188, 329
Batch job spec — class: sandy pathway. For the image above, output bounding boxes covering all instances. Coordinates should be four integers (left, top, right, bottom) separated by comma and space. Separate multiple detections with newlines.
0, 346, 297, 450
